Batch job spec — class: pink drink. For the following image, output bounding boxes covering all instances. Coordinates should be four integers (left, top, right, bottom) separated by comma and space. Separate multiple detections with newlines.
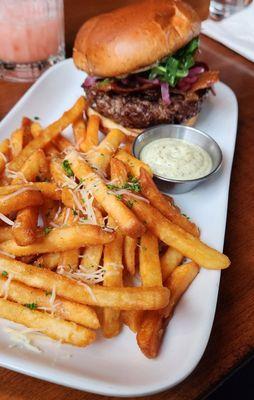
0, 0, 65, 81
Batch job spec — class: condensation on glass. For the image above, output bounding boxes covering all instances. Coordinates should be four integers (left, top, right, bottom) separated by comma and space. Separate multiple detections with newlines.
0, 0, 65, 82
210, 0, 253, 20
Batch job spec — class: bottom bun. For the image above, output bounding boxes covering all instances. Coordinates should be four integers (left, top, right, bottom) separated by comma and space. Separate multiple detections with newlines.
87, 108, 142, 137
183, 114, 199, 127
87, 107, 199, 136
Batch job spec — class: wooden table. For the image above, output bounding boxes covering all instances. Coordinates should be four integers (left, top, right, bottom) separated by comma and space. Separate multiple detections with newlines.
0, 1, 253, 399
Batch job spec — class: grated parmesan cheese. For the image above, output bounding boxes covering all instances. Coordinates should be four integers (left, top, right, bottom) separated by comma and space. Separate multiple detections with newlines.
0, 213, 14, 226
0, 187, 38, 202
4, 327, 42, 353
2, 273, 13, 299
5, 166, 28, 183
0, 152, 8, 163
0, 250, 15, 259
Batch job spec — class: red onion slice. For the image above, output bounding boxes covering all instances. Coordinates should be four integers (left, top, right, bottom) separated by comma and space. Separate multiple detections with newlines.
160, 82, 171, 104
82, 76, 98, 88
137, 77, 160, 85
188, 66, 205, 77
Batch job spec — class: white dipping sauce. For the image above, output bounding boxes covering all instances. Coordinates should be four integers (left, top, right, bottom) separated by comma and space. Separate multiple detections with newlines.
140, 138, 213, 180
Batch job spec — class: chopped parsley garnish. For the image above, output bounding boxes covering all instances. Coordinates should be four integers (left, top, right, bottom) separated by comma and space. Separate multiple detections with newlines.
25, 303, 38, 310
148, 37, 199, 87
2, 271, 8, 277
106, 183, 119, 190
107, 177, 141, 193
126, 200, 134, 208
44, 226, 53, 235
116, 194, 123, 200
72, 209, 78, 216
62, 159, 74, 177
122, 178, 141, 193
34, 116, 40, 120
45, 291, 52, 296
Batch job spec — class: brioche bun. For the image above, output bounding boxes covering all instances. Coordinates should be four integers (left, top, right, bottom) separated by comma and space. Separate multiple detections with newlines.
73, 0, 201, 78
87, 107, 142, 137
87, 107, 198, 137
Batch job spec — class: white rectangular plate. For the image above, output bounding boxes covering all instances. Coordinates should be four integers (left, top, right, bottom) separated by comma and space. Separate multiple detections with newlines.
0, 59, 238, 397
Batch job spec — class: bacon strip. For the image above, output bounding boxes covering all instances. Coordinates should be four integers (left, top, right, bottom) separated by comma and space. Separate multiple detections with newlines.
190, 71, 219, 92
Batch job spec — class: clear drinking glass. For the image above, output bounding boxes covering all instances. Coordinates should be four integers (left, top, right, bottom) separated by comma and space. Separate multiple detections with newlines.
210, 0, 253, 20
0, 0, 65, 82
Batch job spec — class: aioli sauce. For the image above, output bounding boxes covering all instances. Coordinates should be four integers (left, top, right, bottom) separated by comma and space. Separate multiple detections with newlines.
140, 138, 212, 180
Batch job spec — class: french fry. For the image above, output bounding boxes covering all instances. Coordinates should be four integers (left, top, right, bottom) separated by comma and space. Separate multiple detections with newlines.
73, 117, 86, 150
160, 247, 184, 282
0, 183, 61, 201
21, 117, 33, 145
115, 149, 152, 178
0, 225, 114, 256
81, 245, 103, 268
0, 256, 170, 310
110, 158, 128, 186
40, 198, 60, 226
0, 227, 12, 242
123, 195, 230, 270
139, 231, 162, 287
12, 207, 38, 246
50, 158, 73, 187
61, 187, 75, 209
44, 143, 59, 157
80, 114, 100, 153
66, 150, 145, 238
30, 121, 42, 138
60, 249, 80, 272
10, 128, 23, 158
0, 190, 43, 214
34, 252, 61, 270
11, 149, 48, 244
139, 168, 200, 237
0, 298, 96, 347
126, 232, 163, 334
136, 262, 199, 358
110, 158, 137, 275
0, 277, 99, 329
102, 217, 123, 338
30, 121, 68, 155
86, 129, 125, 172
53, 135, 73, 152
8, 97, 85, 172
123, 236, 137, 275
0, 139, 10, 174
12, 149, 49, 184
121, 310, 144, 333
102, 159, 125, 338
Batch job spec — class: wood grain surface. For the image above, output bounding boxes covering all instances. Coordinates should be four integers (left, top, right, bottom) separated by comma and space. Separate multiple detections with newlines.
0, 1, 253, 399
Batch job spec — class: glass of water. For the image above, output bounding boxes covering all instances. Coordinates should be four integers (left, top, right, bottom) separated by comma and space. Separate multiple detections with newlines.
210, 0, 253, 20
0, 0, 65, 82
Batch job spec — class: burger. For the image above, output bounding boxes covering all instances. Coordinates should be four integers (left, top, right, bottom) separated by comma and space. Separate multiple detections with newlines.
73, 0, 219, 136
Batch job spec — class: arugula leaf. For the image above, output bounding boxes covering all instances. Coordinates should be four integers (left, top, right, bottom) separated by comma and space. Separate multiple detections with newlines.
148, 37, 199, 87
62, 160, 74, 177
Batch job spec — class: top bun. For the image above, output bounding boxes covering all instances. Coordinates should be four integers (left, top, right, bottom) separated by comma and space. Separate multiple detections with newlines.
73, 0, 201, 78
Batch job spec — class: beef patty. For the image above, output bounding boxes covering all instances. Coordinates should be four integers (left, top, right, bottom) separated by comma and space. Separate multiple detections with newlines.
85, 87, 207, 129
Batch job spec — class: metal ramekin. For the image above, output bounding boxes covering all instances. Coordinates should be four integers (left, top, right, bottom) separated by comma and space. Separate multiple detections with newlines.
132, 124, 223, 194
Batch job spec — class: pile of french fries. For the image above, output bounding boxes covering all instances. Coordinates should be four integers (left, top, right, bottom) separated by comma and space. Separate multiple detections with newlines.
0, 96, 230, 357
